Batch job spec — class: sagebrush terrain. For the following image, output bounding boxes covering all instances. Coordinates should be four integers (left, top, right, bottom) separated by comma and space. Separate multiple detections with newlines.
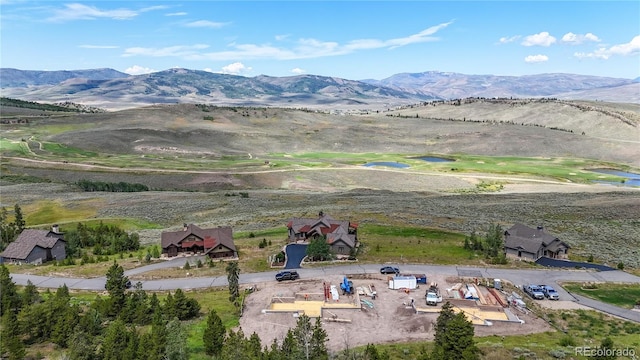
1, 99, 639, 267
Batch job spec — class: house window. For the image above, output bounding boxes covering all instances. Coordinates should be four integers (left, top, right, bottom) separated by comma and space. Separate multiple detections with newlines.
517, 251, 522, 257
338, 246, 344, 253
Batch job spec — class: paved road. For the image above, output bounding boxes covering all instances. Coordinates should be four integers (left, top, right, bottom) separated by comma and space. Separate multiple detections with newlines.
11, 257, 640, 322
567, 293, 640, 323
9, 262, 640, 322
10, 263, 640, 292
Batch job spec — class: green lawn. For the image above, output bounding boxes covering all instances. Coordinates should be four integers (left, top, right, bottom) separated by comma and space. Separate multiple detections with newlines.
357, 224, 476, 265
562, 283, 640, 309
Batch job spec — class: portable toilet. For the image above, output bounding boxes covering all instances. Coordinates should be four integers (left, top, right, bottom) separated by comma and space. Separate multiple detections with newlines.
494, 279, 502, 290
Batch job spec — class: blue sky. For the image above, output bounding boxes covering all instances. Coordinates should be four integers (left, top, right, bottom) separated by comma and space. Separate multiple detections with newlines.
1, 1, 639, 79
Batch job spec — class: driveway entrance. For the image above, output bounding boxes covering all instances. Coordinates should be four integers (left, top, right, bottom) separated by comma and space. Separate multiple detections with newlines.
284, 243, 307, 269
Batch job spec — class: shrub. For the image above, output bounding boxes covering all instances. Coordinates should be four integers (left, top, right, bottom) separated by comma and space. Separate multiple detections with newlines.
184, 261, 191, 270
258, 238, 268, 248
617, 262, 624, 270
196, 259, 203, 268
587, 254, 594, 262
558, 335, 576, 347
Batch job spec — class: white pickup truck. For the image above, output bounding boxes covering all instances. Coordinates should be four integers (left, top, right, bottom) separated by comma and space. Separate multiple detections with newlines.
425, 284, 443, 306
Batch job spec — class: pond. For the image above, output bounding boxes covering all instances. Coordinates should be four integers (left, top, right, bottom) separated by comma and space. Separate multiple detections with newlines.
415, 156, 455, 163
589, 169, 640, 187
363, 162, 410, 168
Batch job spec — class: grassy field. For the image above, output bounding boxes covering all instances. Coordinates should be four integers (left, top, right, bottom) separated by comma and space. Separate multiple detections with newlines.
355, 309, 640, 360
358, 224, 474, 265
562, 283, 640, 309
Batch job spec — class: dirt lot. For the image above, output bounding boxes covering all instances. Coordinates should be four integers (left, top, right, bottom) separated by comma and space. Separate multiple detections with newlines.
239, 273, 553, 352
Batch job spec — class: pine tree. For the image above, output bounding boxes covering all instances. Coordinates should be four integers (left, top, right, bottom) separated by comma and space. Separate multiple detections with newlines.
247, 332, 263, 359
310, 317, 329, 360
431, 301, 480, 360
148, 309, 167, 359
226, 261, 240, 312
105, 261, 129, 316
0, 265, 21, 316
203, 309, 225, 356
13, 204, 25, 234
21, 279, 41, 306
0, 306, 25, 360
101, 318, 129, 360
221, 328, 248, 360
165, 318, 189, 360
68, 327, 97, 360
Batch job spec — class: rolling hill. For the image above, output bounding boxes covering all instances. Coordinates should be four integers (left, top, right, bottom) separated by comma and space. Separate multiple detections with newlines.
1, 67, 638, 110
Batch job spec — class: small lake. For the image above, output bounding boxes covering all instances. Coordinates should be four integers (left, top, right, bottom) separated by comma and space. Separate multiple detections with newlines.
589, 169, 640, 187
363, 162, 410, 168
415, 156, 455, 163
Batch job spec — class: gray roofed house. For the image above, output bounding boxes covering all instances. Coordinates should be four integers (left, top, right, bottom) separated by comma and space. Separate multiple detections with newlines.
0, 225, 66, 264
504, 223, 570, 261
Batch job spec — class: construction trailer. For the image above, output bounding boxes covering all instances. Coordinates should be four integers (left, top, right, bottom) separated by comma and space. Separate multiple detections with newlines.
388, 275, 417, 290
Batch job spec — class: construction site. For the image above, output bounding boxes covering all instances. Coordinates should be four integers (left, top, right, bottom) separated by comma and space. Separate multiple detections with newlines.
239, 272, 553, 352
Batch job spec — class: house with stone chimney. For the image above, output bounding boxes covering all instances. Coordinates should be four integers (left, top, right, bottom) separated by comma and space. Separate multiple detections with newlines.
0, 225, 66, 264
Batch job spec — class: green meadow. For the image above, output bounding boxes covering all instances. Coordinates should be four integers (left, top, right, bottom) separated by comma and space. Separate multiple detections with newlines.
563, 283, 640, 309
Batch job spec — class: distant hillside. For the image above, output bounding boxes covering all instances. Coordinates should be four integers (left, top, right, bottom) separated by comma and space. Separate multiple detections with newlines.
0, 67, 637, 109
363, 71, 637, 100
0, 68, 128, 87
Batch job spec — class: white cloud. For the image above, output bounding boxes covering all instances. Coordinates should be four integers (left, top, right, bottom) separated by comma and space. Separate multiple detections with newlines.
275, 34, 290, 41
524, 54, 549, 63
221, 62, 252, 75
166, 12, 187, 16
562, 32, 601, 44
498, 36, 520, 44
121, 21, 453, 62
184, 20, 228, 29
122, 44, 210, 57
47, 3, 163, 22
78, 44, 119, 49
124, 65, 157, 75
291, 68, 305, 74
522, 32, 556, 47
574, 35, 640, 59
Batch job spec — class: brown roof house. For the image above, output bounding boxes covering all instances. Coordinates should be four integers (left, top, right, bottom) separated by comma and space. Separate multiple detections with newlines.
0, 225, 66, 264
161, 224, 237, 259
504, 223, 570, 261
286, 212, 359, 256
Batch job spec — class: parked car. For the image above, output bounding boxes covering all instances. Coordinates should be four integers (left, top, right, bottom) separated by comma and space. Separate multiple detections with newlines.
380, 266, 400, 274
275, 270, 299, 281
523, 284, 545, 300
539, 285, 559, 300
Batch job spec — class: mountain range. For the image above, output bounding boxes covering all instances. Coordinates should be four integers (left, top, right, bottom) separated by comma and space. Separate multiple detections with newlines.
1, 67, 637, 110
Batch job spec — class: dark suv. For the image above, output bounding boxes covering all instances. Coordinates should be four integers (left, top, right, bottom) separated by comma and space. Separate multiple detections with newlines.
380, 266, 400, 275
275, 270, 299, 281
